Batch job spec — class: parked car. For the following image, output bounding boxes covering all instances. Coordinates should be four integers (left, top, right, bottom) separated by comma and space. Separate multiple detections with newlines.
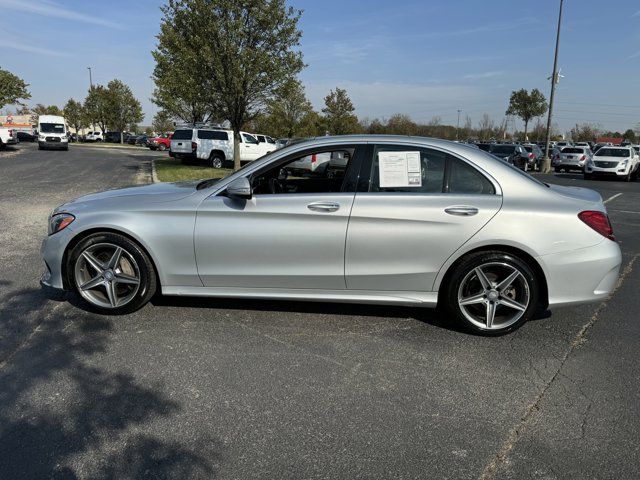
37, 114, 69, 150
17, 131, 37, 142
85, 131, 103, 142
104, 131, 122, 143
41, 136, 622, 335
256, 134, 276, 146
276, 138, 290, 149
488, 144, 530, 170
148, 133, 172, 151
522, 144, 544, 170
170, 127, 234, 168
556, 141, 572, 149
0, 127, 18, 148
584, 146, 639, 181
554, 147, 591, 172
238, 131, 276, 161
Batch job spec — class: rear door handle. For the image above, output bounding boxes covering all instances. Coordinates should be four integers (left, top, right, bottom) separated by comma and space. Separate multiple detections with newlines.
445, 206, 479, 216
307, 202, 340, 213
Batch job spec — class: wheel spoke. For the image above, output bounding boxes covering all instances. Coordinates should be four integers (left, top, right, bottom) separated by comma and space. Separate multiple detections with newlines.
80, 275, 104, 291
107, 246, 123, 270
486, 301, 497, 328
105, 281, 118, 307
475, 267, 492, 290
459, 293, 486, 306
497, 269, 521, 292
499, 296, 527, 312
82, 251, 105, 273
115, 273, 139, 286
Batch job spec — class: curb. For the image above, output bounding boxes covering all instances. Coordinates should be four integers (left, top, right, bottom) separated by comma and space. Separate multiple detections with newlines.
151, 158, 159, 183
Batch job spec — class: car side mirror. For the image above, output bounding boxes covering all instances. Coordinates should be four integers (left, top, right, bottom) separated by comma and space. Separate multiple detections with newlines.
226, 177, 252, 200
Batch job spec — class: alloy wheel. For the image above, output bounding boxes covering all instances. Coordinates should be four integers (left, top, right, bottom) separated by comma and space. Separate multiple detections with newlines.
457, 262, 530, 331
74, 243, 141, 309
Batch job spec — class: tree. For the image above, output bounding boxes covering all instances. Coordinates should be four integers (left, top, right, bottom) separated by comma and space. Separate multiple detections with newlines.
505, 88, 548, 142
64, 99, 86, 136
570, 123, 600, 142
84, 86, 109, 133
386, 114, 417, 136
478, 113, 495, 141
262, 79, 314, 138
32, 104, 63, 116
623, 129, 637, 144
0, 68, 31, 110
152, 110, 175, 133
154, 0, 305, 170
103, 79, 144, 143
322, 87, 360, 135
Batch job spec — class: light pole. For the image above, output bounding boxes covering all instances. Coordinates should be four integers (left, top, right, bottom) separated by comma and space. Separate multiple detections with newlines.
543, 0, 564, 173
87, 67, 93, 89
456, 109, 462, 141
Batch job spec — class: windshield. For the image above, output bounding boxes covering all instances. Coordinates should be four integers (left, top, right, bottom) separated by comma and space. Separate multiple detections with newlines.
595, 148, 630, 157
40, 123, 65, 134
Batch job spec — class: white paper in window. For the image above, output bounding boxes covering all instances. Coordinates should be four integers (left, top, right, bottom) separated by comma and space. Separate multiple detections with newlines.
378, 151, 422, 188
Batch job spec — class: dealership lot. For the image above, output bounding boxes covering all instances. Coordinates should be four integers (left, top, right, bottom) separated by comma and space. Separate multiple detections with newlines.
0, 144, 638, 479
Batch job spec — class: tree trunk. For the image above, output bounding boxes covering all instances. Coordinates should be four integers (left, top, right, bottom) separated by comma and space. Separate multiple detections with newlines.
120, 131, 124, 144
234, 129, 241, 171
523, 120, 529, 143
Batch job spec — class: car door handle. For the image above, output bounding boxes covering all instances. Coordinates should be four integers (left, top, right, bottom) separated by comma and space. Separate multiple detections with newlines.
307, 202, 340, 213
445, 206, 479, 216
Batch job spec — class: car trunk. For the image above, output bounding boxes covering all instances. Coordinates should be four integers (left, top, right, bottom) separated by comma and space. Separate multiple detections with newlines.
170, 129, 194, 154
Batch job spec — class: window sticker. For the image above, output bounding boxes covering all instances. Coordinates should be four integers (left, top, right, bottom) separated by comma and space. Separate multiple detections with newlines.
378, 151, 422, 188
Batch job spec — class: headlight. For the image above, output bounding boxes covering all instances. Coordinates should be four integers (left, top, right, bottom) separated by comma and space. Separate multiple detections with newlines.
48, 213, 75, 235
39, 135, 46, 141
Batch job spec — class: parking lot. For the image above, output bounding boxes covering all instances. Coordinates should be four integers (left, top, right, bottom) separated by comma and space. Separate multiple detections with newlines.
1, 143, 639, 479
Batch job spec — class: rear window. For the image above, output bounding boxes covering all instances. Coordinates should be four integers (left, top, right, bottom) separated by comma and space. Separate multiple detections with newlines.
198, 129, 229, 141
491, 145, 516, 154
562, 148, 583, 154
172, 129, 193, 140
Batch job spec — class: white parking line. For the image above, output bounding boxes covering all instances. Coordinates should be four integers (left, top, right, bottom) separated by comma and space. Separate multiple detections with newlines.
604, 193, 623, 204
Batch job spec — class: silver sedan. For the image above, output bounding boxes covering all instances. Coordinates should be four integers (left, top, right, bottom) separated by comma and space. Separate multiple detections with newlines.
41, 136, 622, 335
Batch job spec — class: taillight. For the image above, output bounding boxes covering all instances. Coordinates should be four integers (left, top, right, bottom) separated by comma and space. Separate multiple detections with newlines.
578, 211, 614, 241
311, 154, 317, 164
191, 141, 197, 151
8, 129, 13, 137
581, 155, 586, 161
529, 153, 534, 160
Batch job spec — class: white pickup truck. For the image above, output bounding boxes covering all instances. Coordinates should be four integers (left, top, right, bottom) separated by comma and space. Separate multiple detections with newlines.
0, 127, 19, 148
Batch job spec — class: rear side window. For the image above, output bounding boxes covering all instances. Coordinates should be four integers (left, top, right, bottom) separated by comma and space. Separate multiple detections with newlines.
198, 130, 229, 141
172, 129, 193, 140
448, 158, 496, 194
370, 146, 446, 193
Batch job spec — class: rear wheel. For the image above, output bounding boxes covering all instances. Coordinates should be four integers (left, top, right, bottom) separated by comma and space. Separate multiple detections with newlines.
158, 144, 166, 151
209, 152, 224, 169
444, 251, 539, 335
69, 232, 157, 315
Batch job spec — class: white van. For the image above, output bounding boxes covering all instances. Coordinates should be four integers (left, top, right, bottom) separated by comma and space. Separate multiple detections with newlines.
38, 115, 68, 150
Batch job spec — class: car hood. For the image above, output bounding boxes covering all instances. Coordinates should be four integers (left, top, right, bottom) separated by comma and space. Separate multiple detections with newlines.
593, 156, 627, 161
548, 184, 603, 204
60, 180, 203, 209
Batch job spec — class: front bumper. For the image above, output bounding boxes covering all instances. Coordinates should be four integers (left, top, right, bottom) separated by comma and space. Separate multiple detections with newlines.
4, 137, 18, 145
585, 163, 630, 177
39, 140, 68, 149
539, 239, 622, 307
40, 227, 75, 290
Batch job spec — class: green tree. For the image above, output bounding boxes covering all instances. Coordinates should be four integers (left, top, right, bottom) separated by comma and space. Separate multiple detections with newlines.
386, 114, 418, 136
623, 128, 637, 144
63, 99, 86, 136
154, 0, 305, 169
505, 88, 548, 142
84, 86, 109, 134
103, 79, 144, 143
261, 79, 314, 138
152, 110, 175, 133
32, 104, 63, 116
322, 87, 360, 135
0, 68, 31, 109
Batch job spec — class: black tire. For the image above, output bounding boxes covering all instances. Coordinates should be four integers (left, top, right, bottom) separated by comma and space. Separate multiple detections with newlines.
443, 251, 539, 336
554, 167, 560, 173
158, 144, 166, 152
209, 152, 224, 169
68, 232, 157, 315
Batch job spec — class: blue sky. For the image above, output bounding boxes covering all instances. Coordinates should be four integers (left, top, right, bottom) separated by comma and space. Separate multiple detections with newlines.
1, 0, 639, 133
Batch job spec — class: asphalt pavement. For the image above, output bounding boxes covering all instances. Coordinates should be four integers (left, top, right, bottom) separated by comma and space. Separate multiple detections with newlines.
0, 143, 638, 479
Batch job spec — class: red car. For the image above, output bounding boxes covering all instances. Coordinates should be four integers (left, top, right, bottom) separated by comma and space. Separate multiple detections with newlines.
148, 133, 172, 151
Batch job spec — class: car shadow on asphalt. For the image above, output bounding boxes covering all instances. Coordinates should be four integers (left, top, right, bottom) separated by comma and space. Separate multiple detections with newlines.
0, 287, 220, 478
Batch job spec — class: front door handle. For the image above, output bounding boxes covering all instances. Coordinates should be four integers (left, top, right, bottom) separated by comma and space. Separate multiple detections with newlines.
307, 202, 340, 213
445, 206, 479, 216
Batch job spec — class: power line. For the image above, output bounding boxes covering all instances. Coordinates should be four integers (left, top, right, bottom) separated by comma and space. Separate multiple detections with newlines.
557, 101, 640, 109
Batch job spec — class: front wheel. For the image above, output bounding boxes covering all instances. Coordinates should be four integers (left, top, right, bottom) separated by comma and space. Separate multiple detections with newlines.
69, 232, 157, 314
209, 153, 224, 169
158, 144, 166, 151
444, 251, 539, 335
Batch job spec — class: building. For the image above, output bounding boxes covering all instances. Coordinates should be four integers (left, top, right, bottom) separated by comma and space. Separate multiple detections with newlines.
596, 137, 624, 145
0, 114, 34, 133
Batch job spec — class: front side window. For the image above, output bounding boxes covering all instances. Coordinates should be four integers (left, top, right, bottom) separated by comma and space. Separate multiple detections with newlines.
252, 148, 355, 195
243, 133, 259, 144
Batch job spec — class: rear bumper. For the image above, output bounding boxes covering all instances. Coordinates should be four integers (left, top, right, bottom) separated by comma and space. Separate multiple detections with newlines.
539, 239, 622, 308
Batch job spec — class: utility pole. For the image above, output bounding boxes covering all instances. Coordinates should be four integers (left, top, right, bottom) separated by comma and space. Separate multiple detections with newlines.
543, 0, 564, 172
87, 67, 93, 89
456, 109, 462, 141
